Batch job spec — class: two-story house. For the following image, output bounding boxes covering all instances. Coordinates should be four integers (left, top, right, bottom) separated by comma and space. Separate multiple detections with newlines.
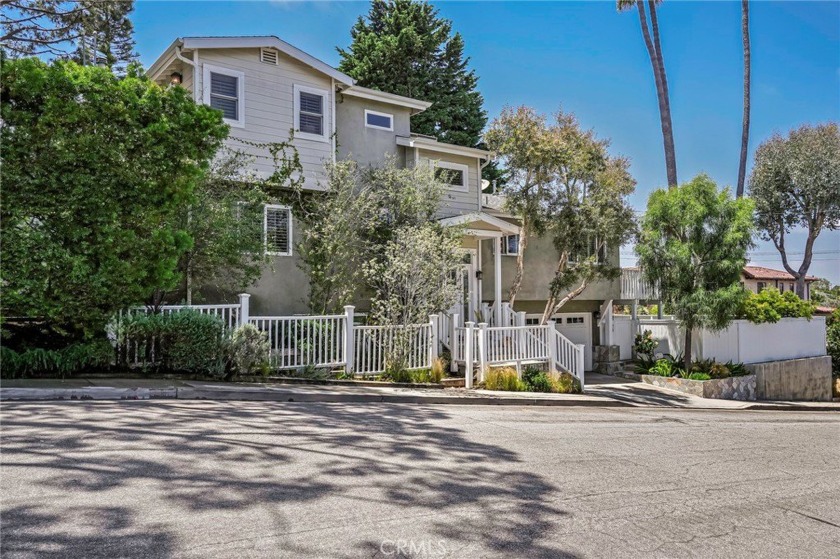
147, 35, 624, 370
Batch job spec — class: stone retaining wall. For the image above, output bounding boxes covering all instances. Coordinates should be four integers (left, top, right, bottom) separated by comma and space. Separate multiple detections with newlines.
640, 374, 756, 401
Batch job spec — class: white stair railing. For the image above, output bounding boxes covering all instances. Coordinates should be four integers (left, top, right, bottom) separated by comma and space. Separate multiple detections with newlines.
550, 328, 585, 389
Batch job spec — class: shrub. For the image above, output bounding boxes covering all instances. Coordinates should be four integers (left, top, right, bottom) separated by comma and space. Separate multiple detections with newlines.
633, 330, 658, 358
429, 357, 446, 383
726, 360, 749, 377
525, 371, 554, 393
686, 372, 711, 381
0, 340, 113, 378
827, 309, 840, 378
227, 324, 270, 377
551, 372, 582, 394
117, 311, 226, 375
708, 362, 731, 379
648, 357, 685, 378
633, 353, 658, 374
738, 288, 815, 324
484, 367, 526, 391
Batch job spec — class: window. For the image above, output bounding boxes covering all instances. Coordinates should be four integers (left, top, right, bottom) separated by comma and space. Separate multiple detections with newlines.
569, 236, 607, 264
294, 84, 328, 142
203, 64, 244, 127
779, 283, 785, 293
757, 281, 766, 292
501, 234, 520, 256
433, 161, 469, 192
566, 317, 585, 324
264, 205, 292, 256
525, 317, 541, 326
365, 109, 393, 131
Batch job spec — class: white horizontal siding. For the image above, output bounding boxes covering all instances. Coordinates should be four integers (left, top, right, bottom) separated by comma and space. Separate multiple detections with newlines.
196, 48, 333, 190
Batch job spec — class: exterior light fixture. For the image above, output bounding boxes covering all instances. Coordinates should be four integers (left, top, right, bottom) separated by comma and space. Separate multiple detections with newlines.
475, 270, 483, 281
170, 72, 183, 86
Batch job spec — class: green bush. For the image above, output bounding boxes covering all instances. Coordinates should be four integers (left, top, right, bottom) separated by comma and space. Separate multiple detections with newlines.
0, 340, 113, 378
827, 309, 840, 378
484, 367, 526, 391
117, 311, 226, 375
648, 357, 685, 378
227, 324, 270, 377
738, 288, 815, 324
686, 372, 711, 381
633, 330, 658, 358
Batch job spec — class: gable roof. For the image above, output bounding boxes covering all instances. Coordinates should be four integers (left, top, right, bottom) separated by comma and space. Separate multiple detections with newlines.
396, 134, 492, 160
742, 266, 818, 282
340, 85, 431, 114
147, 36, 355, 86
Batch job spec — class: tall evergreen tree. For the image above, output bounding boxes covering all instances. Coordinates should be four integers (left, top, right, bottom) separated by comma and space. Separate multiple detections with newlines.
71, 0, 137, 71
338, 0, 487, 149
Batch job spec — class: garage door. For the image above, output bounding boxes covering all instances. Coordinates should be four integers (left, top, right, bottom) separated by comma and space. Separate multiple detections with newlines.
554, 313, 593, 371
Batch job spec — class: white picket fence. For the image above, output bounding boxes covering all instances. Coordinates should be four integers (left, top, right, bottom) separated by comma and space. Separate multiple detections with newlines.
115, 294, 585, 388
452, 321, 585, 389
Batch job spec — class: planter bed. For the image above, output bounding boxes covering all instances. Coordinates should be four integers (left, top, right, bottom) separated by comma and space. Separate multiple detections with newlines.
639, 373, 756, 401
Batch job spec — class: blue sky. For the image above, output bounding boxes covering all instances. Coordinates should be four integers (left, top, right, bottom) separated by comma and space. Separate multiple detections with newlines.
133, 0, 840, 282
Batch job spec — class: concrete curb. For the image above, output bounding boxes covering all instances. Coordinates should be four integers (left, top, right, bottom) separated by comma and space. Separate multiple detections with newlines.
1, 386, 629, 407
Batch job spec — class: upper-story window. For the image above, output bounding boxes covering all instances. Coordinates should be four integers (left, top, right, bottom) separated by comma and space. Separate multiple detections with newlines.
294, 84, 328, 142
433, 161, 469, 193
569, 236, 607, 264
365, 109, 393, 131
757, 281, 766, 292
203, 64, 245, 127
264, 204, 292, 256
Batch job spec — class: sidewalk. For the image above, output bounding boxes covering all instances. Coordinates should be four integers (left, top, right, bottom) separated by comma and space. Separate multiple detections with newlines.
1, 376, 838, 411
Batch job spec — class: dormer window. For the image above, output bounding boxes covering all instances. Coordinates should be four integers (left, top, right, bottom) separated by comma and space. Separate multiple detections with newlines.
202, 64, 245, 127
294, 84, 328, 142
365, 109, 393, 131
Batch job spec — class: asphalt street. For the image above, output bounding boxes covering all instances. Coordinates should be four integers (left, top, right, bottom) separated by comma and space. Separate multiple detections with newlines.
1, 401, 838, 558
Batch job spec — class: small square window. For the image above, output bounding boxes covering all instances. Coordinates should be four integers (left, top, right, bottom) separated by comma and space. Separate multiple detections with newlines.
501, 234, 520, 256
203, 64, 244, 127
365, 110, 393, 131
264, 205, 292, 256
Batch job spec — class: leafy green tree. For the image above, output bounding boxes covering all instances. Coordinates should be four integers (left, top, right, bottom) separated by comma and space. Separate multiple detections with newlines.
71, 0, 137, 72
298, 157, 457, 317
1, 58, 228, 339
337, 0, 486, 149
826, 309, 840, 377
738, 287, 815, 324
811, 279, 840, 309
1, 0, 138, 71
636, 175, 755, 372
749, 123, 840, 298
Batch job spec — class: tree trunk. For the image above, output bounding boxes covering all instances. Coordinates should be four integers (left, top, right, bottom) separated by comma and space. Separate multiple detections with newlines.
507, 217, 529, 306
683, 325, 692, 373
540, 278, 588, 325
736, 0, 751, 198
640, 1, 678, 188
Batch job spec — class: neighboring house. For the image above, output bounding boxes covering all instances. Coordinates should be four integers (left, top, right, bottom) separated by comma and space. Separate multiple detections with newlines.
147, 35, 622, 370
741, 266, 817, 300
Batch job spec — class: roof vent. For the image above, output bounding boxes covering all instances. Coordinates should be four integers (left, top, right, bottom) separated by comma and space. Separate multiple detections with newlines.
260, 48, 278, 65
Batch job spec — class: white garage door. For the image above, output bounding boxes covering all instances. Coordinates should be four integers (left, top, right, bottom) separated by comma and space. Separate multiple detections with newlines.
554, 313, 593, 371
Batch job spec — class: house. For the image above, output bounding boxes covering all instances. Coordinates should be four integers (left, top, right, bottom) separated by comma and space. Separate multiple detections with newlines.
741, 265, 817, 300
146, 35, 625, 371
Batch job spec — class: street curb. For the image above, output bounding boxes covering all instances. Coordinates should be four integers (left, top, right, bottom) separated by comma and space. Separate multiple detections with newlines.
1, 386, 631, 407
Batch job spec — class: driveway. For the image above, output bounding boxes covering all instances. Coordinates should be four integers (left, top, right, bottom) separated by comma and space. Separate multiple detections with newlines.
1, 401, 838, 558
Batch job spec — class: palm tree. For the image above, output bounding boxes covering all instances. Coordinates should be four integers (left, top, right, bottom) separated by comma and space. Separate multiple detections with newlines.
736, 0, 751, 198
618, 0, 678, 187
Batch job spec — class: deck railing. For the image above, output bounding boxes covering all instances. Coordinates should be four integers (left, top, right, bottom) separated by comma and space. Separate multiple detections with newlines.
620, 268, 659, 300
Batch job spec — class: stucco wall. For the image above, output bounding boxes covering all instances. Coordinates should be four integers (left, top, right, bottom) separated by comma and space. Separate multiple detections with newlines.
335, 95, 411, 167
747, 356, 832, 401
479, 234, 622, 305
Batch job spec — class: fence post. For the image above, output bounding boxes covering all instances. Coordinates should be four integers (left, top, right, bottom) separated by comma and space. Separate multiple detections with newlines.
477, 322, 487, 383
576, 344, 586, 390
238, 293, 251, 327
516, 311, 526, 327
344, 305, 355, 374
451, 313, 460, 373
464, 321, 475, 389
429, 314, 439, 364
546, 320, 557, 372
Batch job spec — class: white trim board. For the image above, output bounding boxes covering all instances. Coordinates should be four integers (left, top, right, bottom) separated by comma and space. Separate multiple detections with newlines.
202, 63, 245, 128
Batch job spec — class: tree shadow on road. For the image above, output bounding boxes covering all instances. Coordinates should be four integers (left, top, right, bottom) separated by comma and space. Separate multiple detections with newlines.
1, 401, 579, 557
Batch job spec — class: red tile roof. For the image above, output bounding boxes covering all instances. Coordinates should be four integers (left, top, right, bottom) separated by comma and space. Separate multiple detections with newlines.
742, 266, 817, 281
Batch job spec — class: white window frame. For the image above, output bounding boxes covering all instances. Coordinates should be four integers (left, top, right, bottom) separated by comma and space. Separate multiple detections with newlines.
432, 160, 469, 193
202, 63, 245, 128
264, 204, 292, 256
364, 109, 394, 131
293, 84, 329, 143
500, 234, 520, 256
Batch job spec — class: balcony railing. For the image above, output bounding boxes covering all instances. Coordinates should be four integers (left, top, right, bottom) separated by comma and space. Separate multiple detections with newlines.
621, 268, 659, 300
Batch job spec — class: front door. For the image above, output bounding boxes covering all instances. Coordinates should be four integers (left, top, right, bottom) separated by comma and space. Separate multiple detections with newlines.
451, 249, 477, 325
554, 313, 594, 371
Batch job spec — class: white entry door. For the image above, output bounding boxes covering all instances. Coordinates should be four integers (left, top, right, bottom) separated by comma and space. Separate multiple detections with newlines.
554, 313, 593, 371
